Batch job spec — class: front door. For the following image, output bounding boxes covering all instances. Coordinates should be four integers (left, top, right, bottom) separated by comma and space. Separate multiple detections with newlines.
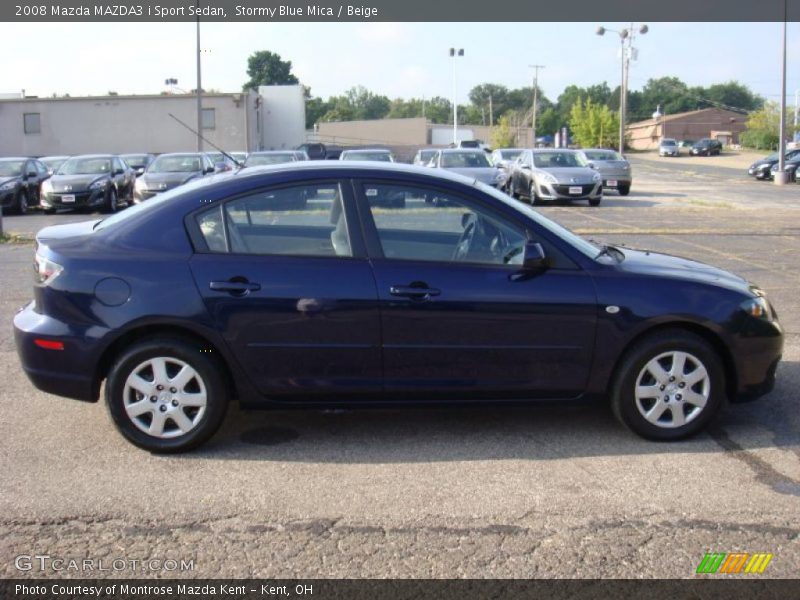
356, 181, 597, 400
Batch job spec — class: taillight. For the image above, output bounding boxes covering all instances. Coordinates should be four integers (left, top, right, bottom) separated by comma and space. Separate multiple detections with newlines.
34, 254, 63, 286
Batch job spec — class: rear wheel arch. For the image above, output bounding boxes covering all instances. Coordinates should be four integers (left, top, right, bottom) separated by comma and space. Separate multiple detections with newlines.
95, 325, 238, 402
609, 321, 738, 402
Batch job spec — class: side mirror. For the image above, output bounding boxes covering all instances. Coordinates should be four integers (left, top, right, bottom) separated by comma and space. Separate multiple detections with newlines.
135, 167, 145, 176
114, 168, 124, 175
522, 242, 548, 270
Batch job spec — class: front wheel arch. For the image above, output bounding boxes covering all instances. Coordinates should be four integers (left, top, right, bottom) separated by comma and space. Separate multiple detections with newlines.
607, 322, 737, 405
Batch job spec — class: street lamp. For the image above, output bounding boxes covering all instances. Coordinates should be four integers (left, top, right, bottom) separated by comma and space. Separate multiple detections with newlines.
775, 1, 789, 185
449, 47, 464, 145
596, 23, 649, 154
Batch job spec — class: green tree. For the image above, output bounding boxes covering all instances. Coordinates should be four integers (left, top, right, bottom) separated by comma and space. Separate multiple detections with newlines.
740, 101, 788, 150
490, 116, 517, 148
569, 98, 619, 148
243, 51, 299, 91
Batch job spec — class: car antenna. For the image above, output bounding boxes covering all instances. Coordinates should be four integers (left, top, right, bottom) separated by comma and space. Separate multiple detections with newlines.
167, 113, 243, 168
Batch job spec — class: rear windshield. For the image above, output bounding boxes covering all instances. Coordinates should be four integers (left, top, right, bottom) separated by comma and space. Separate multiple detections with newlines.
440, 152, 491, 168
343, 152, 393, 162
583, 150, 623, 160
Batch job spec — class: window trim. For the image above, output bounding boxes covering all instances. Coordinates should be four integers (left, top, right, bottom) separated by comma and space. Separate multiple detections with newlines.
23, 112, 41, 135
185, 178, 367, 260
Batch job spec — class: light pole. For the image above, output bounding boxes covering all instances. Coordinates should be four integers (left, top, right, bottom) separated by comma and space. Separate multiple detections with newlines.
529, 64, 545, 147
449, 48, 464, 145
775, 1, 789, 185
596, 23, 648, 155
195, 1, 203, 152
652, 105, 664, 147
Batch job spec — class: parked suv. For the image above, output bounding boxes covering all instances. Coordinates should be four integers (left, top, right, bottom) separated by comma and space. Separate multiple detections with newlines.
0, 157, 50, 214
690, 139, 722, 156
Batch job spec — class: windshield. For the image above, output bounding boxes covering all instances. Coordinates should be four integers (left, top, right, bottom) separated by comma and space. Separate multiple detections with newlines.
41, 158, 67, 170
500, 150, 523, 161
148, 155, 202, 173
343, 152, 392, 162
58, 157, 111, 175
245, 153, 296, 166
0, 160, 24, 177
122, 154, 149, 166
660, 140, 677, 147
475, 180, 600, 259
583, 150, 623, 160
532, 152, 587, 168
440, 152, 491, 168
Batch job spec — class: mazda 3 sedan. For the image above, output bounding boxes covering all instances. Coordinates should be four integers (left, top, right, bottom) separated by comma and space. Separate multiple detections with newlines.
510, 149, 603, 205
14, 163, 782, 452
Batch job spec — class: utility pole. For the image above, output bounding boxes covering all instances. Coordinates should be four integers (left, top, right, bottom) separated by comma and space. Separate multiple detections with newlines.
195, 1, 203, 152
489, 95, 493, 128
450, 48, 464, 145
529, 64, 545, 147
776, 0, 788, 185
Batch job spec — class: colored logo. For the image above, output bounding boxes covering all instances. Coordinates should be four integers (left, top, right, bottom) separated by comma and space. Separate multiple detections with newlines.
696, 552, 773, 574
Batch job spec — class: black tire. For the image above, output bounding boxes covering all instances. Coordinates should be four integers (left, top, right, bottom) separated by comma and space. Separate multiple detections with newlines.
610, 329, 725, 441
618, 184, 631, 196
529, 182, 540, 206
589, 197, 601, 207
104, 187, 118, 213
105, 337, 229, 453
16, 190, 29, 215
43, 208, 56, 215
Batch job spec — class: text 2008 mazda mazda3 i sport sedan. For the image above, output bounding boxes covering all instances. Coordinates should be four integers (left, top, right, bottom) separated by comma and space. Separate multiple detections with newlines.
13, 163, 783, 452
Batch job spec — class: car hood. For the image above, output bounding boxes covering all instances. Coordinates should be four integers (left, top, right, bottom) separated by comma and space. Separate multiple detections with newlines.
444, 167, 499, 184
616, 247, 748, 291
750, 159, 776, 168
0, 176, 21, 187
49, 174, 104, 192
36, 219, 100, 245
540, 167, 598, 183
141, 172, 199, 189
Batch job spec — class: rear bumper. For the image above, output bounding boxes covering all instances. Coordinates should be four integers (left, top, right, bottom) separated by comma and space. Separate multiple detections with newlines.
601, 178, 631, 189
13, 302, 100, 402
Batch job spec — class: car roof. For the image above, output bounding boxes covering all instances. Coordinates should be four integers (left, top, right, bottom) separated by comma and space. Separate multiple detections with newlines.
67, 154, 116, 159
249, 150, 296, 155
531, 148, 578, 153
343, 148, 391, 153
439, 148, 486, 154
156, 152, 205, 157
0, 156, 32, 161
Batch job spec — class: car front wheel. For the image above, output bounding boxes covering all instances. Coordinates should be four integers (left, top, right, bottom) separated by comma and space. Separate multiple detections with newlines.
611, 329, 725, 441
105, 187, 118, 213
16, 190, 29, 215
105, 337, 228, 453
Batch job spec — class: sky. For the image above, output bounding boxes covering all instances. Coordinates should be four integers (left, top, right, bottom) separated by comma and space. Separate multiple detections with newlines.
2, 22, 799, 110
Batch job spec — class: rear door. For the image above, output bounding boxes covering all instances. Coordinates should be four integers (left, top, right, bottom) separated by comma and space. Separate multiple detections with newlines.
188, 179, 382, 400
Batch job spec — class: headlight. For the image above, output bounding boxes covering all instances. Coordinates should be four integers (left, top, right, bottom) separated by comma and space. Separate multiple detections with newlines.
592, 172, 602, 182
542, 173, 557, 184
34, 254, 63, 286
741, 294, 774, 321
0, 181, 16, 192
41, 180, 52, 194
134, 178, 146, 191
89, 179, 108, 190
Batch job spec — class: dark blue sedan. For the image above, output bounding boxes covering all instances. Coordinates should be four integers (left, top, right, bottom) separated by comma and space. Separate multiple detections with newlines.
13, 163, 783, 452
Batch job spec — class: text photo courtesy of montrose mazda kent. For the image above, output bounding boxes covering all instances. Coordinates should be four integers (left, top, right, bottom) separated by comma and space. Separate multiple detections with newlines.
13, 163, 783, 453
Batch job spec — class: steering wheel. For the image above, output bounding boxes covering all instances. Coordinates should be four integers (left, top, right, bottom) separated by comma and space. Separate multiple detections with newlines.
452, 216, 477, 261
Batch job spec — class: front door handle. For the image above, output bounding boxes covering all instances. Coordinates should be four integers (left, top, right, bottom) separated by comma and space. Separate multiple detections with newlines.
390, 285, 441, 299
209, 279, 261, 295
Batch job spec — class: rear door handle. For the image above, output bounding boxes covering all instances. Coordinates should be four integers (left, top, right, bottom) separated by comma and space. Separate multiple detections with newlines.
390, 285, 441, 299
209, 279, 261, 294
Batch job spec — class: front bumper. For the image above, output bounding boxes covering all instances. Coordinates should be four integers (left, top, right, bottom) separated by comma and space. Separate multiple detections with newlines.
537, 181, 602, 200
41, 189, 105, 209
731, 318, 783, 402
13, 301, 103, 402
0, 188, 17, 208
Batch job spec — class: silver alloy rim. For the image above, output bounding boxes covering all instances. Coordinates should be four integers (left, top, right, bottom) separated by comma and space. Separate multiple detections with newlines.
634, 351, 710, 428
122, 357, 207, 439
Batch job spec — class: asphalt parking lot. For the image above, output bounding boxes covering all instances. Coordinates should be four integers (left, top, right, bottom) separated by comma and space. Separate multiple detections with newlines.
0, 155, 798, 579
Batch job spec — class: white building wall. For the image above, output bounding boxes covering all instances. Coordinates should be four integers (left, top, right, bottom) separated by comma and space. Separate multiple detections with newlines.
258, 85, 306, 150
0, 92, 257, 156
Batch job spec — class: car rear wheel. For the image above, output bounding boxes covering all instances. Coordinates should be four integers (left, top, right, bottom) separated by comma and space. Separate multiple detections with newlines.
611, 329, 725, 441
618, 184, 630, 196
589, 197, 601, 207
105, 337, 228, 453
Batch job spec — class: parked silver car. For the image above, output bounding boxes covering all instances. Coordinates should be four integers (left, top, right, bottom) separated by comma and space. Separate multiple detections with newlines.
491, 148, 526, 192
509, 149, 602, 206
659, 138, 680, 157
576, 148, 633, 196
430, 148, 505, 188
